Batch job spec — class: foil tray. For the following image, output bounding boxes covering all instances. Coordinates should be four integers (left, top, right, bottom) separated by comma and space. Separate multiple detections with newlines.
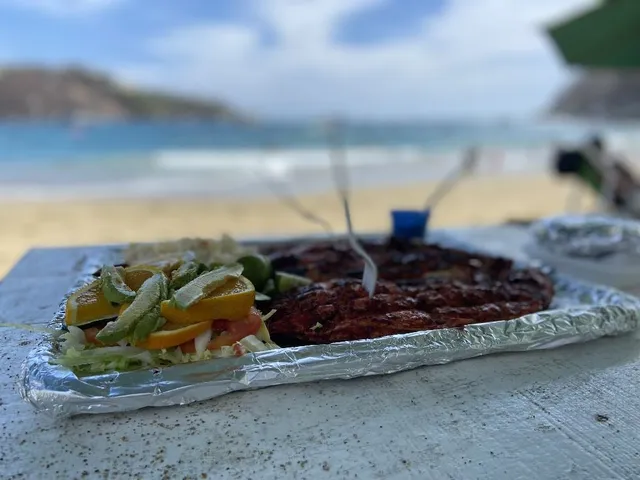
531, 215, 640, 260
19, 233, 640, 418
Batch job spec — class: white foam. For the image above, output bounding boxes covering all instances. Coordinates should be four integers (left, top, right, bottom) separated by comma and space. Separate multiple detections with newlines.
153, 147, 430, 174
0, 143, 617, 201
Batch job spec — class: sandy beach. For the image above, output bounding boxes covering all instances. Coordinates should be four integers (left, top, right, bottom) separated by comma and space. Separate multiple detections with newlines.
0, 173, 599, 278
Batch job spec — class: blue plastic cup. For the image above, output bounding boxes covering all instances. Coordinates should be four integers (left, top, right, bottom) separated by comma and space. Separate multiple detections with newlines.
391, 209, 430, 239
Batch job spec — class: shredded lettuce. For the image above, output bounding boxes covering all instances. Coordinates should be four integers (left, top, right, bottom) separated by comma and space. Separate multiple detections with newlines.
256, 309, 280, 349
238, 335, 270, 353
310, 322, 323, 331
124, 235, 257, 268
52, 309, 281, 375
61, 326, 87, 350
193, 328, 213, 355
176, 346, 235, 364
53, 346, 156, 374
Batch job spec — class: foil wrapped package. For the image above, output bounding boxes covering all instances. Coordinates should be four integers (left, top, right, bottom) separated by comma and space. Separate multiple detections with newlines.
19, 235, 640, 418
531, 214, 640, 259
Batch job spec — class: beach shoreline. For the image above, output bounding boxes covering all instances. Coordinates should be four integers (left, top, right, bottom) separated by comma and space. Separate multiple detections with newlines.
0, 145, 553, 202
0, 172, 598, 278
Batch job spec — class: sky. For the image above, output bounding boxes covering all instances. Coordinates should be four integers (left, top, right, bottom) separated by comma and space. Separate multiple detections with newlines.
0, 0, 595, 120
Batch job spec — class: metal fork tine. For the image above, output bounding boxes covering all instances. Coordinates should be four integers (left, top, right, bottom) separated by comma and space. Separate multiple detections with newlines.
424, 146, 479, 210
327, 119, 378, 297
258, 174, 334, 236
256, 144, 334, 237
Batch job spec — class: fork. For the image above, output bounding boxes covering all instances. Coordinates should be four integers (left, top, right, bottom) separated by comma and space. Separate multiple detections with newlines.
256, 143, 334, 237
423, 146, 478, 210
326, 120, 378, 297
258, 173, 334, 236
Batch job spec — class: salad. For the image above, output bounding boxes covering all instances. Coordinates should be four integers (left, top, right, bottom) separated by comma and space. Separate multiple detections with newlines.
56, 236, 311, 374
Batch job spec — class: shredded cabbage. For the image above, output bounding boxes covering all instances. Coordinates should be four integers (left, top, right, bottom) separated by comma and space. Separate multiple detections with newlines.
53, 310, 280, 374
193, 328, 213, 355
256, 309, 280, 349
124, 235, 257, 268
62, 326, 86, 349
238, 335, 270, 353
53, 346, 156, 374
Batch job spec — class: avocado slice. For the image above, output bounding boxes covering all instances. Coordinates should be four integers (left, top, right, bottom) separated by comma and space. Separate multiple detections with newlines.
101, 265, 136, 304
96, 273, 167, 344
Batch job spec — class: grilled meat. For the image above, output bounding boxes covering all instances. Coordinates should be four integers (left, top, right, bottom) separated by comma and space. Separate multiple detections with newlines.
266, 270, 554, 346
261, 237, 555, 346
263, 237, 516, 285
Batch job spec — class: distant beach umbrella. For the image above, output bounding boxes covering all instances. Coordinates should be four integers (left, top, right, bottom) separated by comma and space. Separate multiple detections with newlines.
549, 70, 640, 120
546, 0, 640, 68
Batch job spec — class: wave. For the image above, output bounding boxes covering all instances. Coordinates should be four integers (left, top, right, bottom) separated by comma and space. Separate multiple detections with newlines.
8, 136, 640, 201
153, 147, 438, 180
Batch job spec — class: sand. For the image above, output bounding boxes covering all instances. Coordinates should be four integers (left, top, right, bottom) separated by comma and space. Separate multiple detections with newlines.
0, 173, 599, 278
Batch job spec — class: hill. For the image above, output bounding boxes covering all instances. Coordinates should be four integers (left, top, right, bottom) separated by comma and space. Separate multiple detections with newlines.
0, 66, 246, 121
549, 70, 640, 120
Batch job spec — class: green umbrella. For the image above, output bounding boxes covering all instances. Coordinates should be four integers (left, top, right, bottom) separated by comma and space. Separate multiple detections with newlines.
547, 0, 640, 68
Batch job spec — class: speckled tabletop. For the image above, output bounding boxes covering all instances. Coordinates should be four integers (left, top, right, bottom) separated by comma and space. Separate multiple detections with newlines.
1, 227, 639, 480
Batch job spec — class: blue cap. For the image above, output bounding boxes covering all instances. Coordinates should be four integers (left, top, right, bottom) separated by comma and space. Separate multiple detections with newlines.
391, 209, 430, 239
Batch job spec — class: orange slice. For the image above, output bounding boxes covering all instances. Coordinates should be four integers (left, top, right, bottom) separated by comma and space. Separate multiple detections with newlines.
123, 265, 163, 291
160, 276, 255, 326
65, 279, 120, 327
134, 320, 212, 350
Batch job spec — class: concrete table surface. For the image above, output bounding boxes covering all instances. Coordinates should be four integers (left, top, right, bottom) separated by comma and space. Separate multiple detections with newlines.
1, 226, 639, 480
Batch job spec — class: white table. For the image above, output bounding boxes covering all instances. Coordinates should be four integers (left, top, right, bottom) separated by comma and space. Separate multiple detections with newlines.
1, 226, 639, 480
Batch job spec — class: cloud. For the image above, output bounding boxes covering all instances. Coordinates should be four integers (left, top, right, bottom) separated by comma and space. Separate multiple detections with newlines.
0, 0, 124, 16
115, 0, 595, 119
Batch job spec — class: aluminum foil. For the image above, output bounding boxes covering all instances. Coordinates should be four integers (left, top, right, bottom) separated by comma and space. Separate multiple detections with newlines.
19, 235, 640, 418
531, 214, 640, 259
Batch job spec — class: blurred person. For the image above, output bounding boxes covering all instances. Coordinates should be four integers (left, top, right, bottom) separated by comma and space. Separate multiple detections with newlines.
554, 135, 640, 217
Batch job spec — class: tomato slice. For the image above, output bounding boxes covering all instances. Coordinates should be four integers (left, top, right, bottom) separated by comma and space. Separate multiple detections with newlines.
84, 327, 102, 345
178, 309, 262, 354
84, 326, 117, 346
179, 340, 197, 354
207, 311, 261, 350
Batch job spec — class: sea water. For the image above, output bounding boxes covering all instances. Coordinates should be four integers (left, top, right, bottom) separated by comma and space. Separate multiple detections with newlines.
0, 119, 638, 200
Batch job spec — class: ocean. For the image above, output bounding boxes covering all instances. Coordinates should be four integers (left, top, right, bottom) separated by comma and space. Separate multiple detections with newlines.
1, 119, 638, 201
